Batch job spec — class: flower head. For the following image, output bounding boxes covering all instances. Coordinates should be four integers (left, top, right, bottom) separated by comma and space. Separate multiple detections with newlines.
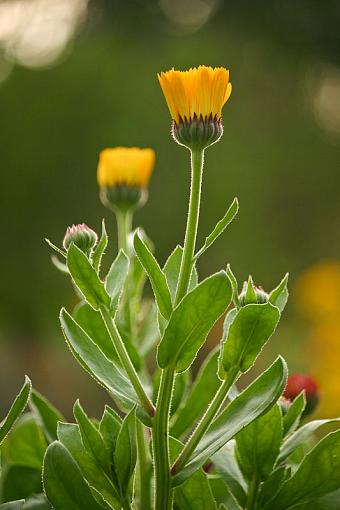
238, 276, 269, 306
158, 65, 232, 123
63, 223, 98, 255
97, 147, 155, 211
158, 65, 232, 150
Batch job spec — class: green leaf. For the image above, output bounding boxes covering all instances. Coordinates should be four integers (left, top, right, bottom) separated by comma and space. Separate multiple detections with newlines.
45, 239, 66, 258
171, 349, 220, 438
226, 265, 240, 307
163, 245, 198, 302
73, 400, 110, 473
0, 503, 24, 509
283, 392, 306, 436
211, 442, 247, 507
43, 441, 105, 510
194, 198, 239, 260
92, 219, 108, 273
269, 273, 289, 313
171, 371, 191, 417
157, 271, 232, 372
137, 301, 160, 356
67, 243, 110, 310
133, 233, 172, 320
60, 308, 137, 409
209, 478, 242, 510
170, 437, 217, 510
5, 414, 47, 470
0, 376, 31, 445
236, 404, 283, 481
266, 430, 340, 509
74, 303, 120, 365
105, 250, 129, 313
243, 276, 257, 304
172, 356, 288, 486
99, 406, 121, 457
57, 423, 120, 509
51, 255, 69, 274
30, 389, 64, 443
257, 466, 287, 507
23, 495, 51, 509
278, 418, 340, 462
296, 489, 340, 510
220, 302, 280, 376
114, 408, 137, 492
1, 466, 42, 502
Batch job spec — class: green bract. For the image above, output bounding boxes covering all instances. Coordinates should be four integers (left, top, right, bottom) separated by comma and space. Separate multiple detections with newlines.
3, 68, 340, 510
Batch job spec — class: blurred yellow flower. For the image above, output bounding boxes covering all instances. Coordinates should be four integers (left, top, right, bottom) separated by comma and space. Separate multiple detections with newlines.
295, 260, 340, 417
295, 260, 340, 321
158, 65, 232, 124
97, 147, 155, 189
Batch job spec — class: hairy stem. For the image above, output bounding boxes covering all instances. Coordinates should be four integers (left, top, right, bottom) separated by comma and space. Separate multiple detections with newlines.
174, 149, 204, 306
153, 149, 205, 509
116, 209, 132, 255
116, 207, 153, 506
172, 366, 239, 475
100, 306, 155, 416
153, 367, 175, 510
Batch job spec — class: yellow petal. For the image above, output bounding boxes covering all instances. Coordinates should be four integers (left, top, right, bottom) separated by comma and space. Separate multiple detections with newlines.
158, 65, 232, 122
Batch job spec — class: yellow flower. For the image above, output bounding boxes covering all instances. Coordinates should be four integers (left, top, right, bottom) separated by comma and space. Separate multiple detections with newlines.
158, 65, 232, 124
97, 147, 155, 189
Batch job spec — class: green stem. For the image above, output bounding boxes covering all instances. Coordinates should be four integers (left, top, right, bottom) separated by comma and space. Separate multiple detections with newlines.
174, 149, 204, 306
171, 367, 239, 475
153, 367, 175, 510
116, 208, 134, 335
246, 474, 260, 510
153, 149, 205, 509
100, 306, 155, 417
116, 207, 152, 507
116, 209, 133, 254
136, 420, 152, 510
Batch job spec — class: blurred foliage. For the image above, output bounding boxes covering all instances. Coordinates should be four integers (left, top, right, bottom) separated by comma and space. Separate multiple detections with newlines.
1, 0, 340, 415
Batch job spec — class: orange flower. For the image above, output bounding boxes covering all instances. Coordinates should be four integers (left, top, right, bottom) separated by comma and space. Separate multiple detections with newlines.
158, 65, 232, 124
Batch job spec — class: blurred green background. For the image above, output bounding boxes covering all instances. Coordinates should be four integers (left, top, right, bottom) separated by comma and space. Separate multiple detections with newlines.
1, 0, 340, 417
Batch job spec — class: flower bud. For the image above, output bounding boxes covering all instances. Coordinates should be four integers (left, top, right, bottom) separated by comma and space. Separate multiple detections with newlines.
238, 276, 269, 306
63, 224, 98, 255
283, 374, 319, 416
172, 114, 223, 151
97, 147, 155, 213
158, 66, 231, 151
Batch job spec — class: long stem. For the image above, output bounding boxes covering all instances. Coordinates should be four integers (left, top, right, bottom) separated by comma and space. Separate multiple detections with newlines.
171, 366, 239, 475
116, 207, 152, 507
100, 306, 155, 416
116, 208, 134, 339
136, 420, 152, 510
153, 149, 205, 509
246, 474, 259, 510
153, 367, 175, 510
174, 149, 204, 306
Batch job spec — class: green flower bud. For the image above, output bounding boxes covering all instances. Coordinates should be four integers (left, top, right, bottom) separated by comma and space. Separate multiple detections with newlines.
239, 276, 269, 306
100, 185, 147, 213
63, 224, 98, 254
172, 114, 223, 151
